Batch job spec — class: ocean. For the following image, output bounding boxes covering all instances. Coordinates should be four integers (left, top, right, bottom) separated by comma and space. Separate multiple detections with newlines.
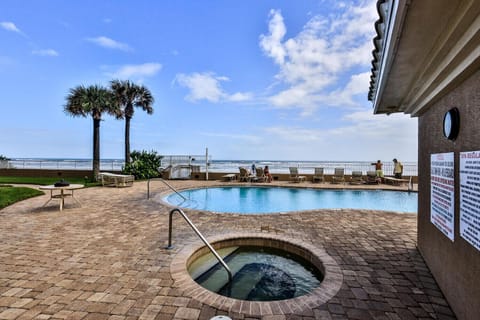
2, 158, 418, 176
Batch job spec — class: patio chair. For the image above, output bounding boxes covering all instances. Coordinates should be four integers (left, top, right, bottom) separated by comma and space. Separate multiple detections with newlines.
239, 167, 255, 182
312, 167, 325, 183
349, 171, 364, 185
366, 171, 380, 184
289, 167, 306, 183
255, 167, 266, 182
331, 168, 345, 184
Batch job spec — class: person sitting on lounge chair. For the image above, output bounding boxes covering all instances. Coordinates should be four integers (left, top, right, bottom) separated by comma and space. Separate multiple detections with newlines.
264, 165, 272, 183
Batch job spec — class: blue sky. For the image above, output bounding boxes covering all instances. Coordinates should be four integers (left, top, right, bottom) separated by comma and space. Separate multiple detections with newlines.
0, 0, 418, 162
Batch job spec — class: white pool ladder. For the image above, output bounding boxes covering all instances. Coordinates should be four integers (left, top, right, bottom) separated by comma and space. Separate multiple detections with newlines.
166, 207, 233, 283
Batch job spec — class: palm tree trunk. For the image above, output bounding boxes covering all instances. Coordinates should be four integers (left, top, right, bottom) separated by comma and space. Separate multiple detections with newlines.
125, 116, 131, 164
93, 118, 101, 181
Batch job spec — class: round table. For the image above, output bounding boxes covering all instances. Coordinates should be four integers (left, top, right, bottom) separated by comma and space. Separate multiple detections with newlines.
39, 184, 84, 211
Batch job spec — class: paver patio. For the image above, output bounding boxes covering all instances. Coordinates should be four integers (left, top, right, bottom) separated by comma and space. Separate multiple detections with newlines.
0, 180, 455, 319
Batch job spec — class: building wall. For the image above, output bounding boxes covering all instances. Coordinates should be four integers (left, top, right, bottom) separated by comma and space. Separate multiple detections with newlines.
0, 169, 96, 179
418, 69, 480, 320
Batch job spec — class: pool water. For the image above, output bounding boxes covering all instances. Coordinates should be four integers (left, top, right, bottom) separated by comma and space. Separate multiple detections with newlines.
164, 187, 417, 214
188, 246, 323, 301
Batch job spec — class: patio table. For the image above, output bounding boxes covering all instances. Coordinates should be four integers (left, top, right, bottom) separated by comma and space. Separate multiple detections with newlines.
39, 184, 84, 211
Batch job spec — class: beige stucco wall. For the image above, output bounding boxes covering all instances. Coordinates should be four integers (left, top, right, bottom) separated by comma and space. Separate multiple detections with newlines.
417, 68, 480, 320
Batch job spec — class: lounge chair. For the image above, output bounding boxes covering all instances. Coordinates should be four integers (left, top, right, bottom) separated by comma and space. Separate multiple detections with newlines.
99, 172, 135, 187
255, 167, 266, 182
289, 167, 306, 183
349, 171, 364, 184
312, 167, 325, 183
366, 171, 380, 184
239, 167, 255, 182
331, 168, 345, 184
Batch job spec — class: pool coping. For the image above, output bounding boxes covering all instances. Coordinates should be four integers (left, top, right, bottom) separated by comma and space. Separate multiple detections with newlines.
169, 232, 343, 316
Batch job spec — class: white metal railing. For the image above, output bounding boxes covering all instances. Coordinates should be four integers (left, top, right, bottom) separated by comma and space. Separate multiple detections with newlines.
167, 208, 233, 283
147, 178, 187, 200
2, 158, 418, 176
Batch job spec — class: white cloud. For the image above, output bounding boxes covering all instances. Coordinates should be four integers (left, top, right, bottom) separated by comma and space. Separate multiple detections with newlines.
228, 92, 253, 102
325, 71, 371, 108
257, 110, 418, 161
87, 36, 132, 51
110, 62, 162, 79
32, 49, 59, 57
259, 1, 377, 114
259, 10, 287, 65
1, 21, 22, 33
1, 21, 27, 38
175, 72, 252, 103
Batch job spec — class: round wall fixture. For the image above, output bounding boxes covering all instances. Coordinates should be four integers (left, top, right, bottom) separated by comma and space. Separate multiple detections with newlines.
443, 107, 460, 140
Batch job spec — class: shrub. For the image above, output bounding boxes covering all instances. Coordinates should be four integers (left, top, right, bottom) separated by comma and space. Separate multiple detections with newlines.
122, 150, 162, 179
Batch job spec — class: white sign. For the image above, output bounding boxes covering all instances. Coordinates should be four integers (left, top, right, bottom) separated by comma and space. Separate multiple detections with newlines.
460, 151, 480, 251
430, 153, 455, 241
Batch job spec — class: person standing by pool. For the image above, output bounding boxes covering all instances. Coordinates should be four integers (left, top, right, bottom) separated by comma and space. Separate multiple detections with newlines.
371, 160, 384, 180
393, 158, 403, 178
251, 163, 256, 175
264, 165, 273, 182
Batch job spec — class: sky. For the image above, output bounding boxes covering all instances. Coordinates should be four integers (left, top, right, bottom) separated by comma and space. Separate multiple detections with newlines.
0, 0, 418, 162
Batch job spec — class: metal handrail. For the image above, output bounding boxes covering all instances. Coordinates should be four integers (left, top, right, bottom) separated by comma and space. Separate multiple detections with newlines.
147, 178, 187, 200
167, 208, 233, 283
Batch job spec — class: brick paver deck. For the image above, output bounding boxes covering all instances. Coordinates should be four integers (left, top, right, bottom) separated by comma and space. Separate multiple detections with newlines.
0, 180, 455, 319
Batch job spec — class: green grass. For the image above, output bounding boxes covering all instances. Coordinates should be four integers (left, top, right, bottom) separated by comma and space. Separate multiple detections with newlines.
0, 176, 103, 209
0, 186, 44, 209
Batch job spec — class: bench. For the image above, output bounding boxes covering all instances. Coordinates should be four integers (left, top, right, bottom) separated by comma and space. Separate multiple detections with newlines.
99, 172, 135, 187
221, 174, 237, 181
384, 177, 409, 186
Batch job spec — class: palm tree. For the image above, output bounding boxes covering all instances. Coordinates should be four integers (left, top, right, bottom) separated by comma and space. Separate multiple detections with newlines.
64, 85, 120, 180
110, 80, 154, 164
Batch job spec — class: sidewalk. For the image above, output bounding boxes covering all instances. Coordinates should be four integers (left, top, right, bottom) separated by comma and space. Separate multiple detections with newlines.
0, 180, 454, 319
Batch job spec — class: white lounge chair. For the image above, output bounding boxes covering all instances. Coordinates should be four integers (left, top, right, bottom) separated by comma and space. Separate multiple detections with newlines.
289, 167, 306, 183
239, 167, 256, 182
349, 171, 364, 185
255, 167, 266, 182
312, 167, 325, 183
331, 168, 345, 184
99, 172, 134, 187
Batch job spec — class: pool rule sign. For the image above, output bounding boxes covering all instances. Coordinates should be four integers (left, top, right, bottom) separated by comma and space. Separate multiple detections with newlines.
460, 151, 480, 251
431, 153, 455, 240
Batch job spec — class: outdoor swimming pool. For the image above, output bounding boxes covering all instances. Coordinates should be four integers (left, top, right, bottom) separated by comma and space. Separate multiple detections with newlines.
164, 186, 417, 214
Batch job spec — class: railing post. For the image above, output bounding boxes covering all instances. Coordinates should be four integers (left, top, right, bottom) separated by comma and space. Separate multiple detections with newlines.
147, 179, 151, 199
167, 209, 174, 249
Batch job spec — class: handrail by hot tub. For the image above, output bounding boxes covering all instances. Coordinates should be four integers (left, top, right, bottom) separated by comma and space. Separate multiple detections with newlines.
167, 208, 233, 283
147, 178, 187, 200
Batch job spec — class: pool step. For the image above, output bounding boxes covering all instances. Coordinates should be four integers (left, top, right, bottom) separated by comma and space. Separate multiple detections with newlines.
193, 248, 250, 293
194, 252, 297, 301
188, 247, 239, 280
